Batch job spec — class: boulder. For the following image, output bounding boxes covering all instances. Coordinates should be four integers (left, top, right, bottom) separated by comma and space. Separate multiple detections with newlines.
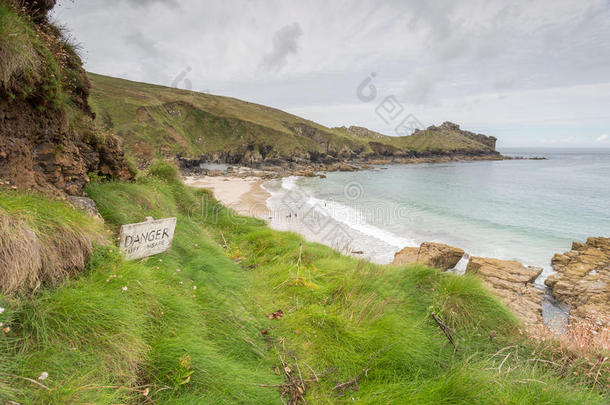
392, 242, 465, 271
66, 196, 102, 219
466, 257, 544, 326
545, 237, 610, 321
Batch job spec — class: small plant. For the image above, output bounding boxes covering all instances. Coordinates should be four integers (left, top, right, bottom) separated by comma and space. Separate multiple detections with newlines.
87, 171, 107, 184
168, 354, 194, 389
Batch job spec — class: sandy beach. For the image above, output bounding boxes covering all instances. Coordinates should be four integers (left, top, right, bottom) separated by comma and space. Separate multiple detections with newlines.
184, 175, 271, 219
184, 174, 400, 264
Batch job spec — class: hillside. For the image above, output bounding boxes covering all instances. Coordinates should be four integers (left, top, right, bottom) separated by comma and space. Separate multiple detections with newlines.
0, 165, 607, 403
88, 73, 499, 167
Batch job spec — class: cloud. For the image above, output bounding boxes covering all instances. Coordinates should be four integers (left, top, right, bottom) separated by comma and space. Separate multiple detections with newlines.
123, 30, 158, 56
261, 22, 303, 71
596, 134, 608, 142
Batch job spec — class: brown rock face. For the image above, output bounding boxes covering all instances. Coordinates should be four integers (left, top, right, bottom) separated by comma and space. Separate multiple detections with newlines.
545, 237, 610, 321
392, 242, 465, 270
0, 98, 133, 196
466, 257, 544, 326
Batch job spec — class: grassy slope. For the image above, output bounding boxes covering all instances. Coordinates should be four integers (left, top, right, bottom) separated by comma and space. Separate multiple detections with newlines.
88, 73, 495, 163
0, 167, 607, 403
1, 3, 87, 117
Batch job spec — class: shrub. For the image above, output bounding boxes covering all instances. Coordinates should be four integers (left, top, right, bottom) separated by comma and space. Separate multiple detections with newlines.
148, 161, 180, 183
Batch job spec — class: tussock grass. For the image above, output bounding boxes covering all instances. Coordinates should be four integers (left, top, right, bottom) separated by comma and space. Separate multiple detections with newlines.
0, 191, 106, 294
0, 172, 607, 403
0, 3, 40, 91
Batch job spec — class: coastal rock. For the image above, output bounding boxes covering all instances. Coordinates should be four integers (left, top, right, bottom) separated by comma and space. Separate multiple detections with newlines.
545, 237, 610, 321
324, 163, 357, 172
66, 196, 102, 219
392, 242, 465, 270
466, 257, 544, 326
295, 169, 317, 177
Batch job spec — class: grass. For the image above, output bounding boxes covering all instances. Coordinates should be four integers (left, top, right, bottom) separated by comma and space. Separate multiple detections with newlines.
0, 166, 607, 403
0, 2, 88, 112
87, 73, 497, 165
0, 191, 107, 294
0, 3, 41, 94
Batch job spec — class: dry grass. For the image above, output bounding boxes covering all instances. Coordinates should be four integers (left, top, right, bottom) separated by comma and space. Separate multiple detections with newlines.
560, 316, 610, 353
528, 316, 610, 389
530, 316, 609, 355
0, 199, 107, 295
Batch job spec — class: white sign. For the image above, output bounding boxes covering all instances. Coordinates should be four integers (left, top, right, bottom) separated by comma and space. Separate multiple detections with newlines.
119, 217, 177, 260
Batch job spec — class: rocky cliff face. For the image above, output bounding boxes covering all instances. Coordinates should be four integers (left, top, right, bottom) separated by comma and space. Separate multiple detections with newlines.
545, 237, 610, 322
466, 257, 544, 326
0, 1, 133, 196
392, 242, 465, 270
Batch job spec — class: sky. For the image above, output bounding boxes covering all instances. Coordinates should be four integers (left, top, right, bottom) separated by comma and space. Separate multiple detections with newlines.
52, 0, 610, 148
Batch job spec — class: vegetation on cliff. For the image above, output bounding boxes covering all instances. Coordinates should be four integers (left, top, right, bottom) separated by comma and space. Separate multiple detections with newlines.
88, 73, 499, 167
0, 166, 607, 403
0, 1, 134, 195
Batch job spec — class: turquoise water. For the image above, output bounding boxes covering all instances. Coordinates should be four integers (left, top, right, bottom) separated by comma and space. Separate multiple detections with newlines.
287, 148, 610, 279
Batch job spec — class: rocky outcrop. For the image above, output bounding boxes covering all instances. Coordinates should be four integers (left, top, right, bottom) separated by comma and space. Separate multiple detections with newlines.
466, 257, 544, 325
545, 237, 610, 321
392, 242, 465, 270
338, 126, 386, 140
415, 121, 497, 151
324, 163, 358, 172
393, 241, 544, 326
67, 196, 102, 219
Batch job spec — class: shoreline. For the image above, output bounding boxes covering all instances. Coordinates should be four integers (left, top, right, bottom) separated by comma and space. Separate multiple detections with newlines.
179, 153, 545, 179
183, 168, 594, 331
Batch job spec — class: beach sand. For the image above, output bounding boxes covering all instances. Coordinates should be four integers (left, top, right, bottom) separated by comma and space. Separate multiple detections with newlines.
184, 176, 271, 218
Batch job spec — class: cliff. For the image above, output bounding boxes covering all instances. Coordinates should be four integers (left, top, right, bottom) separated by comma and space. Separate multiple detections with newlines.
0, 1, 133, 196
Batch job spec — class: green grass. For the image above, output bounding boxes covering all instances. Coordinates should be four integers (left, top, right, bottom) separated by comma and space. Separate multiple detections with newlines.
0, 167, 607, 403
88, 73, 497, 165
0, 190, 105, 239
0, 2, 89, 113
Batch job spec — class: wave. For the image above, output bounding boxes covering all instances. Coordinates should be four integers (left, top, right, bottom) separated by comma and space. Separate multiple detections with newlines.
273, 177, 416, 250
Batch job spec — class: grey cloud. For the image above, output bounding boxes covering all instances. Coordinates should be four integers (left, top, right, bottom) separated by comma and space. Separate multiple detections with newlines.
123, 30, 158, 56
261, 22, 303, 71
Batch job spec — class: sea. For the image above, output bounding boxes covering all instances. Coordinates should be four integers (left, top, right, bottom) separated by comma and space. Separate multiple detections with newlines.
262, 148, 610, 287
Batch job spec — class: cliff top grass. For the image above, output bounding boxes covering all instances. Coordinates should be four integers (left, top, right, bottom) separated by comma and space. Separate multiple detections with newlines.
88, 73, 497, 164
0, 190, 106, 294
0, 165, 607, 403
0, 2, 88, 113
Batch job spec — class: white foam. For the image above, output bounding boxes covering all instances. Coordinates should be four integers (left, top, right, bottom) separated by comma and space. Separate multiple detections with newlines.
277, 177, 416, 250
450, 253, 470, 275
